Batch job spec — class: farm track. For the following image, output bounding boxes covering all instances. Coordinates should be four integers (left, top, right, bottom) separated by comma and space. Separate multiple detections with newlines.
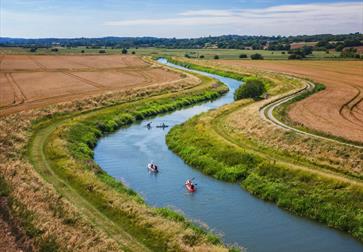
339, 86, 363, 127
62, 71, 105, 89
1, 73, 26, 108
259, 82, 363, 149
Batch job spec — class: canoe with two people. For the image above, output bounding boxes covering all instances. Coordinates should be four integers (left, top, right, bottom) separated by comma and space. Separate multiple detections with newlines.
156, 122, 169, 128
147, 162, 159, 173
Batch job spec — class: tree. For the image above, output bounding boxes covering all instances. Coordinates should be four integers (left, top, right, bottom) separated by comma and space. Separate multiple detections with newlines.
131, 51, 136, 54
214, 55, 219, 59
81, 50, 85, 53
239, 54, 247, 58
234, 78, 266, 100
335, 44, 345, 52
199, 55, 205, 58
99, 50, 106, 53
250, 53, 263, 60
340, 48, 359, 58
29, 48, 37, 52
121, 48, 128, 54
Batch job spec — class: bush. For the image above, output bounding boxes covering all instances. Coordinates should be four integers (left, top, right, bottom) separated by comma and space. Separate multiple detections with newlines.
121, 48, 128, 54
98, 50, 106, 54
131, 51, 135, 54
288, 54, 303, 60
239, 54, 247, 59
81, 50, 85, 53
51, 48, 58, 52
199, 55, 205, 59
29, 48, 37, 52
185, 54, 190, 58
214, 55, 219, 59
234, 77, 266, 100
250, 53, 263, 60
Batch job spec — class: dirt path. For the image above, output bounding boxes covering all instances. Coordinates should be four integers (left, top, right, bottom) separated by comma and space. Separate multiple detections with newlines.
259, 80, 363, 149
185, 59, 363, 143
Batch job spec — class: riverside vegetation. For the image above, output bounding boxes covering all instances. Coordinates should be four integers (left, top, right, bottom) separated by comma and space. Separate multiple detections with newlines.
0, 59, 239, 251
166, 58, 363, 241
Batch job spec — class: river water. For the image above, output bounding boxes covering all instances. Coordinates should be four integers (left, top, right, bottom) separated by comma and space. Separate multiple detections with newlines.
94, 58, 362, 252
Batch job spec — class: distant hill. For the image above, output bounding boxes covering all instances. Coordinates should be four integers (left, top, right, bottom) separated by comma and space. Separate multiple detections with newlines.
0, 33, 362, 51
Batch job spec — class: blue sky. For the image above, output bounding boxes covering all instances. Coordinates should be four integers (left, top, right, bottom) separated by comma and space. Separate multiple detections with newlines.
1, 0, 362, 38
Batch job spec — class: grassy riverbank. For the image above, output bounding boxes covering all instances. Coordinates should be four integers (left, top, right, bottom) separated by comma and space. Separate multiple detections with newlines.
166, 101, 363, 241
26, 68, 236, 251
164, 59, 363, 241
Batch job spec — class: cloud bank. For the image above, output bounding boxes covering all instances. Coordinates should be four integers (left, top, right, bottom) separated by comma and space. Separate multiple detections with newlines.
105, 2, 363, 36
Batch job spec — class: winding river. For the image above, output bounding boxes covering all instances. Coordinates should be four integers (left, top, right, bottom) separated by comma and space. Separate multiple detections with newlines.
94, 59, 362, 252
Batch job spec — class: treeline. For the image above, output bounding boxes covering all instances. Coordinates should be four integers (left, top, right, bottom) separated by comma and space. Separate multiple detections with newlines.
0, 33, 362, 50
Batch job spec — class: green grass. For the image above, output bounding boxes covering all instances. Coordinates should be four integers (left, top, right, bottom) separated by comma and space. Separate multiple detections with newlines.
28, 71, 232, 251
166, 108, 363, 241
0, 46, 343, 60
162, 58, 363, 241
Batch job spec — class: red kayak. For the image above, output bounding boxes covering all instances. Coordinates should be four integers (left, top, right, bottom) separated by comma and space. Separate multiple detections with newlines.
185, 182, 196, 192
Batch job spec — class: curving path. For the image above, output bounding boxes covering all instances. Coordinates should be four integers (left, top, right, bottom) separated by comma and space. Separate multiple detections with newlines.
259, 80, 363, 149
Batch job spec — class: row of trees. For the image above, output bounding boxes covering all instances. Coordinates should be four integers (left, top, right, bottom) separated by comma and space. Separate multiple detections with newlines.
5, 33, 361, 50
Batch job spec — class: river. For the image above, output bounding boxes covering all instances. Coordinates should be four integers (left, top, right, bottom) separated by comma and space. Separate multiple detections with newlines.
94, 58, 362, 252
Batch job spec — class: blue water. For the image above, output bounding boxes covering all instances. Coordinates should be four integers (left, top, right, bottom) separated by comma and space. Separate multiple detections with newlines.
94, 58, 363, 252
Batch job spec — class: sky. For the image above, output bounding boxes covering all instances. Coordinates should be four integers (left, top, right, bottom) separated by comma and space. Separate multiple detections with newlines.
1, 0, 362, 38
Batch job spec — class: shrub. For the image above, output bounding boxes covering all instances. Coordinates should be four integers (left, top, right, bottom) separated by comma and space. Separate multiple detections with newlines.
131, 51, 135, 54
51, 48, 58, 52
239, 54, 247, 59
288, 54, 303, 60
29, 48, 37, 52
98, 50, 106, 54
214, 55, 219, 59
250, 53, 263, 60
234, 77, 266, 100
121, 48, 128, 54
81, 50, 85, 53
199, 55, 205, 58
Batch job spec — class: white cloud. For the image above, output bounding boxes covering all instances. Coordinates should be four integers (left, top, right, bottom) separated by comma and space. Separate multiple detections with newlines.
104, 2, 363, 36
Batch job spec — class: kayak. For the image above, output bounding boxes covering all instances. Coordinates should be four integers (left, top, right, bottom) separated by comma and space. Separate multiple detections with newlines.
147, 164, 158, 173
156, 125, 169, 128
185, 183, 196, 192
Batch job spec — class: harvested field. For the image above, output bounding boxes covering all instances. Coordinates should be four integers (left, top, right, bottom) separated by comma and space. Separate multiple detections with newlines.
179, 59, 363, 143
0, 55, 182, 115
